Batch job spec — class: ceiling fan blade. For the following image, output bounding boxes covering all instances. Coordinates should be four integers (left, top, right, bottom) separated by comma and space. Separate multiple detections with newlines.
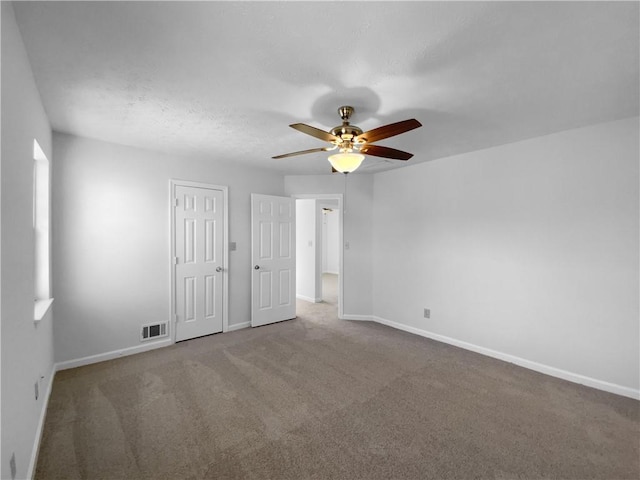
355, 119, 422, 144
290, 123, 339, 143
360, 144, 413, 160
272, 147, 331, 159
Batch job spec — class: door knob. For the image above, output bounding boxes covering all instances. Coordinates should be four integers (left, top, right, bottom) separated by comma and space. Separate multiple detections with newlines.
216, 266, 223, 272
254, 265, 260, 270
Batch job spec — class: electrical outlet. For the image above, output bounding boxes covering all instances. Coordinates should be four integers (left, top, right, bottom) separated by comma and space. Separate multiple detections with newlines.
35, 381, 39, 401
424, 308, 430, 319
10, 452, 16, 480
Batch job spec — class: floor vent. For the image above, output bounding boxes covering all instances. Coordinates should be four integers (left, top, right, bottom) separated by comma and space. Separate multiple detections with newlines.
141, 322, 168, 341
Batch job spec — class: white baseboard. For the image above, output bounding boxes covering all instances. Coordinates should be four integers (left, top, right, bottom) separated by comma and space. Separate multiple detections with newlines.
371, 315, 640, 400
26, 364, 56, 480
341, 314, 373, 321
227, 321, 250, 332
297, 294, 322, 303
56, 338, 173, 371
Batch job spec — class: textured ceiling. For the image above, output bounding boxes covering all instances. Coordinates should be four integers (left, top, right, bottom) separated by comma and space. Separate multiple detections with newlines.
12, 1, 639, 175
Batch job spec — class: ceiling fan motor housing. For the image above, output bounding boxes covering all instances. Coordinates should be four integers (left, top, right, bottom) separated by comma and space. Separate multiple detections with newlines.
330, 124, 364, 140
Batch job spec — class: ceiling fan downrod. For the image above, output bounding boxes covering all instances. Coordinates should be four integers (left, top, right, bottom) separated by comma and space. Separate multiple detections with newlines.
331, 106, 364, 151
338, 105, 354, 123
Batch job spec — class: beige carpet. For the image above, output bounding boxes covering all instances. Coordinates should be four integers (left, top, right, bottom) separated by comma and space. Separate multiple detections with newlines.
36, 274, 639, 479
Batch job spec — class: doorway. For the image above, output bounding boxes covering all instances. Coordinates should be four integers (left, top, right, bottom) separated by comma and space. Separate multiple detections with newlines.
320, 201, 340, 303
293, 194, 343, 318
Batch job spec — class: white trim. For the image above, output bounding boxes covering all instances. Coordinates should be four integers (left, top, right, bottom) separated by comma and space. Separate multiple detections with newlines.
56, 338, 172, 371
26, 366, 55, 480
227, 321, 251, 332
221, 187, 229, 333
296, 294, 322, 303
169, 180, 177, 341
341, 313, 373, 321
169, 180, 229, 340
372, 315, 640, 400
33, 297, 53, 322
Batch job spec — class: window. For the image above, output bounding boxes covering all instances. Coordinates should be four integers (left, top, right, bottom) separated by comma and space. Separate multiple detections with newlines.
33, 139, 53, 321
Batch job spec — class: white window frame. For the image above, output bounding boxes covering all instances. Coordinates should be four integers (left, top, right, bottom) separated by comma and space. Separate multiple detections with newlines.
33, 139, 53, 321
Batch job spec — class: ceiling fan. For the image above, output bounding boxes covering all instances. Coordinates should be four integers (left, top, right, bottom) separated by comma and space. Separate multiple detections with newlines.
272, 106, 422, 173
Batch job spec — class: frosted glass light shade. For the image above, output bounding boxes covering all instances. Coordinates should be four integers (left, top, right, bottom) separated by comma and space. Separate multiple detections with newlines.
328, 153, 365, 173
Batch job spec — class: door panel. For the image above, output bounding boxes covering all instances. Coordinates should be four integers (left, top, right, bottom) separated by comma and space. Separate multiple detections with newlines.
260, 271, 272, 308
184, 276, 196, 321
251, 194, 296, 327
174, 185, 224, 340
204, 220, 216, 262
279, 270, 291, 305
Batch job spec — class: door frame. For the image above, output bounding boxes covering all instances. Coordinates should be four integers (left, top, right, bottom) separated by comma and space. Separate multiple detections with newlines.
170, 179, 229, 341
292, 193, 344, 319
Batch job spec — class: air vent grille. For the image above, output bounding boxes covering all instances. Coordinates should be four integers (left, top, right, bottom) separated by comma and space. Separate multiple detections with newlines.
141, 322, 168, 341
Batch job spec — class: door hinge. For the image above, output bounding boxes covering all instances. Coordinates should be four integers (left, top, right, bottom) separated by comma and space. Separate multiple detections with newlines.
173, 314, 178, 323
173, 197, 179, 207
173, 257, 178, 265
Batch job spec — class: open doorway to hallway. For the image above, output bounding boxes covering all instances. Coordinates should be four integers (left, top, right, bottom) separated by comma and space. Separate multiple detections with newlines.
294, 195, 343, 317
320, 202, 339, 305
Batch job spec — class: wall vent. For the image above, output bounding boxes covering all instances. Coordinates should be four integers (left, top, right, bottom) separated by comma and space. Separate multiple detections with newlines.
141, 322, 168, 341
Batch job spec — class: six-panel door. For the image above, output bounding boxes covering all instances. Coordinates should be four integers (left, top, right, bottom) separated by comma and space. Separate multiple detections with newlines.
174, 185, 224, 340
251, 194, 296, 327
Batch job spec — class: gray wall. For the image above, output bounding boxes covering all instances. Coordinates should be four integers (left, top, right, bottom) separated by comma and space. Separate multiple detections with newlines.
296, 199, 321, 302
322, 208, 340, 275
1, 3, 56, 479
52, 133, 284, 363
372, 117, 639, 394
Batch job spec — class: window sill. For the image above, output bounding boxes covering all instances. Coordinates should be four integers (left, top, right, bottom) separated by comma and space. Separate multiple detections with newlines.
34, 298, 54, 322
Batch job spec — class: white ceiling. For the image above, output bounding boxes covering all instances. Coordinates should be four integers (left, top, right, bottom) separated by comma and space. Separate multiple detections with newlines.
12, 1, 639, 175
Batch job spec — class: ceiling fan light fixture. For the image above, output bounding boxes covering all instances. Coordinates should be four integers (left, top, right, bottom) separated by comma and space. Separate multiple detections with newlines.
328, 152, 365, 173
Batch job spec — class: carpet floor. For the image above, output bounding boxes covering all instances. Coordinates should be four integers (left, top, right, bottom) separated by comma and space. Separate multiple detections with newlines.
36, 275, 639, 479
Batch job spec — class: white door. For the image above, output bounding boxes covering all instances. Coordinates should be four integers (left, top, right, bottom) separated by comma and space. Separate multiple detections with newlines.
174, 184, 225, 341
251, 194, 296, 327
